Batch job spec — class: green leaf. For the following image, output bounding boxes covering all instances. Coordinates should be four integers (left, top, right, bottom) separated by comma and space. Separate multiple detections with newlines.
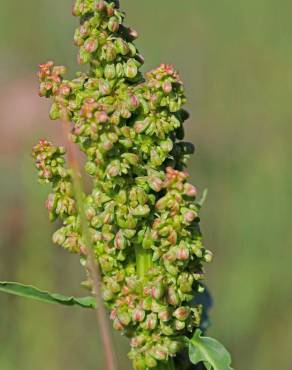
188, 330, 234, 370
0, 281, 96, 309
197, 189, 208, 208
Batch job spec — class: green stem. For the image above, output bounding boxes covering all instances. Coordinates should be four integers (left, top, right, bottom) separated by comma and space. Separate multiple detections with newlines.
135, 244, 153, 279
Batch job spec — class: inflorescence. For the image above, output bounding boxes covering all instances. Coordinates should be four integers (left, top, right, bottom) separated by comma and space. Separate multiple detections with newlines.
32, 1, 213, 369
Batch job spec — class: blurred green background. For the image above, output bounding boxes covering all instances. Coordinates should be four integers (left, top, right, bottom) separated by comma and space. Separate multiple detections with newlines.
1, 1, 292, 369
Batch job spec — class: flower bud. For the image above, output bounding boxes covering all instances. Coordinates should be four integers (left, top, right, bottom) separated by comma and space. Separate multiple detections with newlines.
95, 111, 109, 123
78, 47, 90, 64
141, 297, 152, 311
123, 229, 136, 239
114, 231, 127, 250
131, 335, 146, 348
131, 205, 150, 217
142, 234, 153, 249
160, 139, 173, 153
95, 0, 106, 11
151, 346, 168, 361
109, 280, 120, 294
155, 196, 168, 210
168, 230, 177, 245
98, 31, 107, 46
137, 188, 147, 205
84, 38, 99, 53
133, 357, 147, 370
151, 283, 165, 300
132, 308, 146, 322
159, 226, 171, 237
110, 309, 117, 321
85, 206, 96, 220
160, 323, 174, 336
125, 276, 139, 291
158, 309, 171, 322
99, 79, 111, 95
128, 43, 137, 57
128, 27, 139, 40
150, 148, 163, 166
104, 64, 116, 79
148, 177, 163, 192
107, 4, 115, 17
174, 319, 186, 331
204, 250, 213, 263
105, 43, 117, 62
173, 306, 190, 321
144, 314, 158, 330
134, 119, 149, 134
128, 95, 140, 111
45, 193, 57, 212
85, 161, 97, 175
125, 59, 138, 78
120, 106, 131, 119
136, 53, 145, 64
184, 183, 197, 197
113, 318, 124, 331
176, 246, 190, 261
183, 210, 197, 223
178, 273, 194, 293
102, 288, 114, 301
168, 341, 182, 355
144, 355, 157, 369
59, 85, 71, 98
117, 310, 131, 326
167, 287, 180, 306
107, 162, 121, 177
108, 17, 120, 32
116, 38, 130, 55
52, 229, 66, 245
162, 80, 172, 94
169, 100, 180, 112
122, 153, 139, 166
198, 284, 205, 293
72, 0, 82, 16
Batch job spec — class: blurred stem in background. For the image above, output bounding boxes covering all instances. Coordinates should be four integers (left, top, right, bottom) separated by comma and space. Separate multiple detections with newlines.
62, 121, 118, 370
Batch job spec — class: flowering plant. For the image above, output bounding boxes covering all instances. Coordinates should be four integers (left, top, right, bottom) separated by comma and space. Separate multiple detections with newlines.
0, 1, 234, 370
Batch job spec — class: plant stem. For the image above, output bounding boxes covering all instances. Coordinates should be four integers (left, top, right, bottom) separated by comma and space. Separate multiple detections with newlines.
62, 122, 118, 370
135, 244, 152, 279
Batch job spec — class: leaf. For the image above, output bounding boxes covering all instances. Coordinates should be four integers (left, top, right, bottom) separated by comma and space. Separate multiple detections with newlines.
189, 330, 234, 370
0, 281, 96, 309
197, 189, 208, 208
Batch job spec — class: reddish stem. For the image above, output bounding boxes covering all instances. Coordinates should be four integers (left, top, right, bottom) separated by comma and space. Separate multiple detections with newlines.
62, 121, 118, 370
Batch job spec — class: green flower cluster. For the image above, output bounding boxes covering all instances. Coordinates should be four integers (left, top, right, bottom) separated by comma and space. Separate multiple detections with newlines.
33, 1, 213, 369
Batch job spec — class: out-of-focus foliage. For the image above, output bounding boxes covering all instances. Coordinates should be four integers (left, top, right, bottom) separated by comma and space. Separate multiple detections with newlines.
0, 1, 291, 370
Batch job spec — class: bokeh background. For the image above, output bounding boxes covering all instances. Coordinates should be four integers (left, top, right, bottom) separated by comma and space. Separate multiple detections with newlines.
1, 1, 292, 369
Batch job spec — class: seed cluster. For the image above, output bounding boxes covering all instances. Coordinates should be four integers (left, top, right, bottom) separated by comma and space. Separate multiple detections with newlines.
33, 1, 213, 369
